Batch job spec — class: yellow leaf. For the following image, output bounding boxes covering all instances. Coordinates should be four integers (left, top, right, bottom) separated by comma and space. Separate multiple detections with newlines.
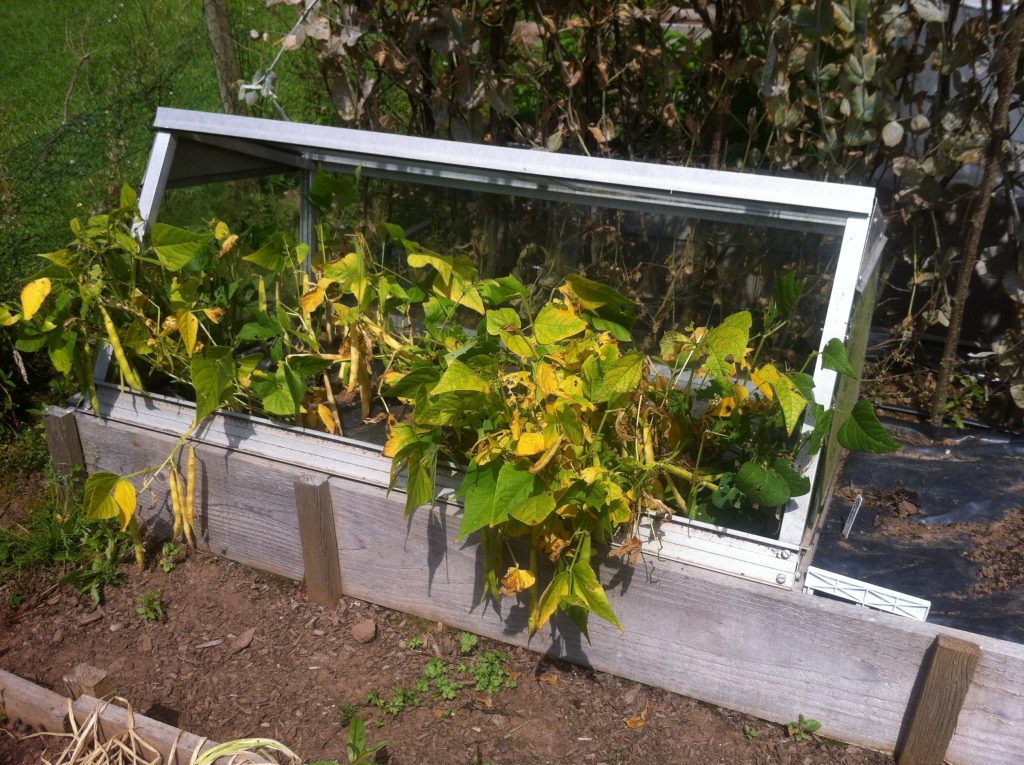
580, 466, 605, 484
203, 307, 224, 324
515, 431, 547, 456
177, 310, 200, 357
300, 279, 330, 314
20, 278, 51, 320
752, 364, 780, 400
624, 704, 649, 729
214, 220, 230, 241
112, 478, 137, 530
317, 404, 339, 434
534, 362, 563, 397
499, 565, 536, 595
383, 422, 417, 458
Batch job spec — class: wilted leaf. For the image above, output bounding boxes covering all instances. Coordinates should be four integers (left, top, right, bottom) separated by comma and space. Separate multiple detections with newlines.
499, 565, 536, 595
624, 704, 649, 729
911, 0, 948, 23
84, 473, 137, 529
881, 120, 905, 148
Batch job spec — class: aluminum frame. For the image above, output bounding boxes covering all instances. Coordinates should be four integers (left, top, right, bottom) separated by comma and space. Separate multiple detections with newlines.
134, 108, 883, 591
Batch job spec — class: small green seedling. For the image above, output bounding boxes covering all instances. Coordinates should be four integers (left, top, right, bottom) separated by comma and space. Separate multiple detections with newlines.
742, 723, 760, 742
408, 635, 425, 650
135, 591, 166, 622
472, 651, 516, 694
159, 542, 183, 572
459, 632, 478, 654
346, 716, 387, 765
338, 703, 360, 728
786, 715, 821, 742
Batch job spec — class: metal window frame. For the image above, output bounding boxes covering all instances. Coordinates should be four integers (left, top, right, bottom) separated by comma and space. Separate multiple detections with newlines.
134, 107, 884, 591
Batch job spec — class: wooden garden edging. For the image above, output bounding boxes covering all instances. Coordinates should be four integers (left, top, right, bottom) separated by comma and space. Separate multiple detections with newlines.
46, 398, 1024, 765
0, 669, 219, 764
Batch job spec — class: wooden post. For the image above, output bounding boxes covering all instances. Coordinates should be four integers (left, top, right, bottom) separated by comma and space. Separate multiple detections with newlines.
294, 475, 343, 607
63, 664, 114, 700
897, 635, 982, 765
43, 406, 86, 486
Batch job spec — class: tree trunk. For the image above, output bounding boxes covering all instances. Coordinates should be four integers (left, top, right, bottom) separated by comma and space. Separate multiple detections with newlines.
203, 0, 243, 115
930, 9, 1024, 428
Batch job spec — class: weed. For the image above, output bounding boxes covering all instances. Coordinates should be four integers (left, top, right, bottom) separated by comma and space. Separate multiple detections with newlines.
345, 715, 387, 765
472, 651, 517, 694
408, 635, 424, 650
786, 715, 821, 742
135, 591, 167, 622
458, 632, 479, 654
158, 542, 183, 573
338, 703, 360, 728
742, 723, 760, 742
0, 472, 130, 603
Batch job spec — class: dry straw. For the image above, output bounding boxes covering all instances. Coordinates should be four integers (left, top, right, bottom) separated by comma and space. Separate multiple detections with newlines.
6, 697, 301, 765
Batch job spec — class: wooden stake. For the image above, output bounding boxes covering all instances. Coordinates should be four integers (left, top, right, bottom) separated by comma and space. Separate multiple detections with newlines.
0, 669, 70, 732
63, 663, 115, 701
897, 635, 982, 765
43, 406, 86, 486
294, 475, 343, 607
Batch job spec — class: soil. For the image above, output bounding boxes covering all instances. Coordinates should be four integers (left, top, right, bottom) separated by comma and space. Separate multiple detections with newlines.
0, 549, 892, 765
967, 509, 1024, 595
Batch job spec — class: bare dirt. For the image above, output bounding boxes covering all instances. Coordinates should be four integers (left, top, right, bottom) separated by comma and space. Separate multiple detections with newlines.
967, 509, 1024, 595
1, 549, 893, 765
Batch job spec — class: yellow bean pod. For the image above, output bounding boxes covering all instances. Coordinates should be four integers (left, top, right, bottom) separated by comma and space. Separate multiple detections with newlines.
184, 445, 197, 547
98, 304, 144, 390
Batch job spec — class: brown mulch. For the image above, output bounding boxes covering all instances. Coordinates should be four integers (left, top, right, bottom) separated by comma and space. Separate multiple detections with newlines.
968, 508, 1024, 595
0, 550, 893, 765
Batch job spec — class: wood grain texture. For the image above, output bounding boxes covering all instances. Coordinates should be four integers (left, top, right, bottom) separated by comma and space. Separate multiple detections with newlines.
295, 475, 343, 607
62, 663, 115, 701
897, 635, 982, 765
0, 669, 70, 732
72, 695, 217, 765
329, 478, 1024, 765
43, 407, 85, 484
69, 406, 1024, 765
75, 413, 304, 581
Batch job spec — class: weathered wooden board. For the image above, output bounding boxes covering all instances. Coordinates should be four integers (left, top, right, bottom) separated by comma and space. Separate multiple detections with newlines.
75, 414, 304, 581
328, 479, 1024, 765
69, 406, 1024, 765
0, 669, 70, 732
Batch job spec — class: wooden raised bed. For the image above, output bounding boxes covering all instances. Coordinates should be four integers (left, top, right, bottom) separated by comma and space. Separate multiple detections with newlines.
44, 384, 1024, 765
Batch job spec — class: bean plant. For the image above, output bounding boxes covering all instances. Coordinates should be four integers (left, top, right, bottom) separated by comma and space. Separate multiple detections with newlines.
2, 181, 896, 634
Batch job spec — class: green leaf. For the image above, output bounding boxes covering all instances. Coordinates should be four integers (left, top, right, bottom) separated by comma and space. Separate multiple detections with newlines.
191, 347, 235, 424
285, 354, 333, 380
492, 462, 540, 522
430, 359, 490, 395
533, 304, 586, 345
120, 184, 138, 210
702, 311, 751, 378
568, 535, 623, 631
837, 401, 899, 453
485, 307, 521, 336
807, 404, 834, 455
47, 330, 77, 374
822, 338, 856, 377
323, 251, 367, 290
479, 276, 529, 305
403, 447, 437, 516
456, 460, 503, 539
532, 568, 571, 634
151, 224, 209, 271
407, 250, 454, 282
588, 317, 632, 342
308, 171, 358, 211
596, 352, 644, 402
499, 330, 535, 359
772, 272, 803, 317
237, 313, 284, 342
254, 364, 305, 416
509, 493, 556, 525
772, 459, 810, 498
84, 472, 136, 528
242, 233, 290, 272
735, 461, 791, 507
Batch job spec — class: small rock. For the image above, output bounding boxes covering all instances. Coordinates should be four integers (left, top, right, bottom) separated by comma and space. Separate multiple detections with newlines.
490, 714, 507, 728
351, 619, 377, 644
78, 608, 104, 626
196, 638, 224, 649
140, 635, 153, 652
109, 623, 123, 632
51, 628, 64, 644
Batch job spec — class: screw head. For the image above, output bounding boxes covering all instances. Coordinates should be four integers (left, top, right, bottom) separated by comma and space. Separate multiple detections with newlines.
780, 549, 792, 560
775, 573, 787, 585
